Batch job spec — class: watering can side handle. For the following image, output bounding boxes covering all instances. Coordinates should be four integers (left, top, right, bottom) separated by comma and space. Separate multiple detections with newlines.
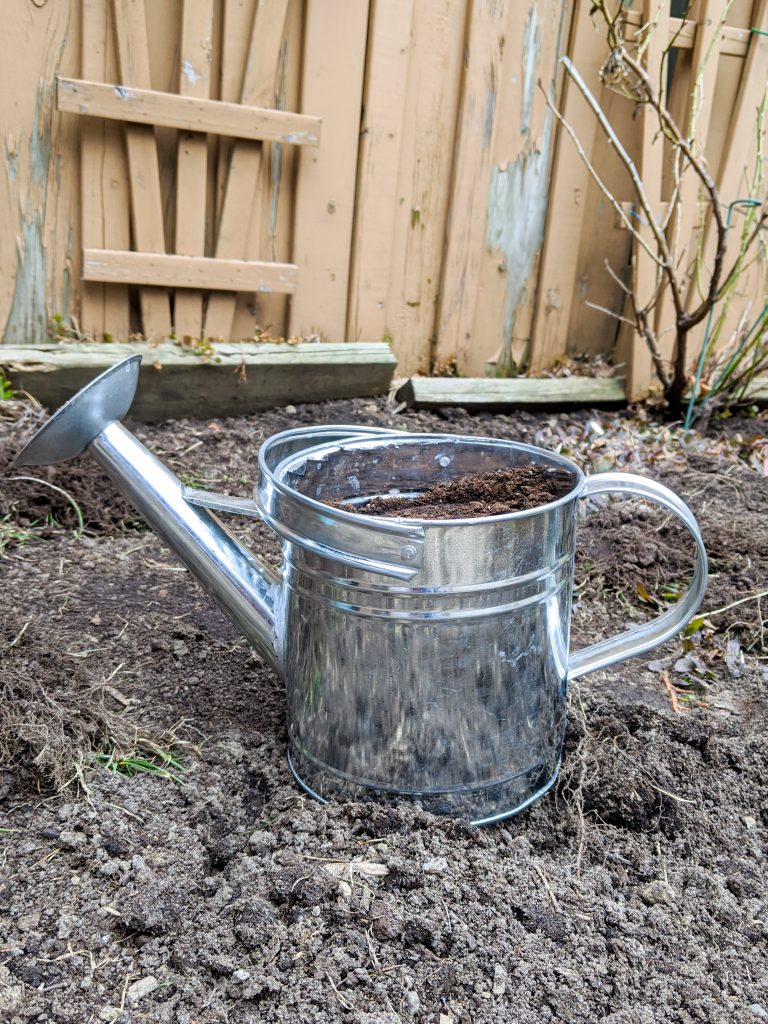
567, 472, 708, 682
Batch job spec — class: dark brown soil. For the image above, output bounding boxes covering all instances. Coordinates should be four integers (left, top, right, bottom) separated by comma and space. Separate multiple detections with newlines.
331, 465, 574, 519
1, 396, 767, 1024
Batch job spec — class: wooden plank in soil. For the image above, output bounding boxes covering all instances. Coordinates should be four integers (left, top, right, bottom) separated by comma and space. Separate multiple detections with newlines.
0, 342, 397, 421
347, 0, 414, 344
204, 0, 290, 341
288, 0, 370, 342
174, 0, 214, 342
112, 0, 172, 339
80, 0, 131, 343
395, 376, 627, 410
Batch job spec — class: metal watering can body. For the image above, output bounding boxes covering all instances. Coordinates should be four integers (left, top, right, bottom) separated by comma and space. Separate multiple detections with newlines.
17, 357, 708, 825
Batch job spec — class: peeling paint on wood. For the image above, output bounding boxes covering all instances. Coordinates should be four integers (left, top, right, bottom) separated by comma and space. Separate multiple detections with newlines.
435, 0, 569, 376
485, 112, 553, 365
1, 2, 79, 344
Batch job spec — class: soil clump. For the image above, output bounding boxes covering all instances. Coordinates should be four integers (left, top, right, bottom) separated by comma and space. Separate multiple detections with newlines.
332, 465, 574, 519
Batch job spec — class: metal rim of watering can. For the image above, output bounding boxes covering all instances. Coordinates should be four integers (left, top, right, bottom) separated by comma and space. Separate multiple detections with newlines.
255, 425, 430, 579
265, 432, 587, 526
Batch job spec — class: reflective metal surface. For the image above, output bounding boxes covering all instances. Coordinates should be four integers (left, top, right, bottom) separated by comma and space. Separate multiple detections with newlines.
15, 357, 708, 824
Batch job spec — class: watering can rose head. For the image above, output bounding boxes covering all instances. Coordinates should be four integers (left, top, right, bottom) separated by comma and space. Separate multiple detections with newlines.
17, 357, 708, 824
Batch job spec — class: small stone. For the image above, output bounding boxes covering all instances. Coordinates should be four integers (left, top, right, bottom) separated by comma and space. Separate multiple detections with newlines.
422, 857, 448, 875
233, 968, 251, 982
750, 1005, 768, 1019
98, 1008, 120, 1022
58, 829, 86, 850
744, 816, 758, 829
405, 991, 420, 1014
126, 975, 160, 1005
641, 879, 673, 906
284, 404, 297, 415
492, 963, 508, 996
364, 404, 378, 413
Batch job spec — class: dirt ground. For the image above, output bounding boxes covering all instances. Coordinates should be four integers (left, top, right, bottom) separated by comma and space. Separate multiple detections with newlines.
1, 394, 767, 1024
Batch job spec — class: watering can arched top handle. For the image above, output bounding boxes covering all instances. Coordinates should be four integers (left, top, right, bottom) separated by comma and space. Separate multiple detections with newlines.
568, 472, 708, 681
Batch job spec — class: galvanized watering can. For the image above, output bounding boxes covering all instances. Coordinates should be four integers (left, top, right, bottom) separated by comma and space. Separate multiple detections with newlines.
18, 357, 707, 824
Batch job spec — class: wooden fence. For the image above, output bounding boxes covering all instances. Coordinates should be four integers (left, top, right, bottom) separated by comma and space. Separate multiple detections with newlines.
1, 0, 766, 394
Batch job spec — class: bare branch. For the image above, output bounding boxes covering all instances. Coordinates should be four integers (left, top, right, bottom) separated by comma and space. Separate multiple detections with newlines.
586, 301, 636, 328
540, 79, 664, 267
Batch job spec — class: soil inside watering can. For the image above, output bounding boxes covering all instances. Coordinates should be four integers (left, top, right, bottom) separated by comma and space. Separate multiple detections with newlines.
330, 465, 574, 519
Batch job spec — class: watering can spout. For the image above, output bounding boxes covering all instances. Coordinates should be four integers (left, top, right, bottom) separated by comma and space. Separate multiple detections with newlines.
15, 356, 283, 672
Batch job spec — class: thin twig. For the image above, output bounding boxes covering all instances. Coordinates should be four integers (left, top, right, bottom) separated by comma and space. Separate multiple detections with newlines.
661, 670, 680, 713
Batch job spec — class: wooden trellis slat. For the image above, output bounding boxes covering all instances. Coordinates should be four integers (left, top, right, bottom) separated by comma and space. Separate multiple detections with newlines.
174, 0, 214, 342
112, 0, 172, 339
57, 78, 321, 145
82, 249, 297, 292
203, 0, 291, 341
622, 9, 753, 57
80, 0, 130, 342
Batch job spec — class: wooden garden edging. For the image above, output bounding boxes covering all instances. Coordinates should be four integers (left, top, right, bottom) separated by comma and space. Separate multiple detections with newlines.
396, 374, 768, 410
0, 342, 396, 421
396, 376, 627, 410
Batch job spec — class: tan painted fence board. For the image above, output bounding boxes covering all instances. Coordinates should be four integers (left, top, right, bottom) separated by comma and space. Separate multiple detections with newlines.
347, 0, 414, 344
83, 249, 297, 292
245, 0, 304, 340
80, 0, 131, 342
173, 0, 214, 342
113, 0, 172, 339
380, 0, 468, 374
58, 78, 321, 145
683, 0, 768, 363
625, 0, 670, 400
204, 0, 290, 341
433, 0, 510, 373
529, 1, 611, 372
653, 0, 723, 359
288, 0, 370, 342
475, 1, 573, 376
0, 1, 81, 344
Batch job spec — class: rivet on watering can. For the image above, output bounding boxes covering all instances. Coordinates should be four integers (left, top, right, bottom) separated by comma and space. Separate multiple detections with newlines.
401, 545, 418, 561
437, 455, 451, 467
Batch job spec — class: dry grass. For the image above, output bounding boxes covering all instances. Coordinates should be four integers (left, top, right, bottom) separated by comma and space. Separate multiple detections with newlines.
1, 618, 189, 791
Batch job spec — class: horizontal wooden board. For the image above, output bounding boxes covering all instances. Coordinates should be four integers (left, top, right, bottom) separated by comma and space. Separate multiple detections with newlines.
82, 249, 297, 293
622, 12, 750, 57
396, 376, 628, 409
0, 342, 397, 421
57, 77, 321, 145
